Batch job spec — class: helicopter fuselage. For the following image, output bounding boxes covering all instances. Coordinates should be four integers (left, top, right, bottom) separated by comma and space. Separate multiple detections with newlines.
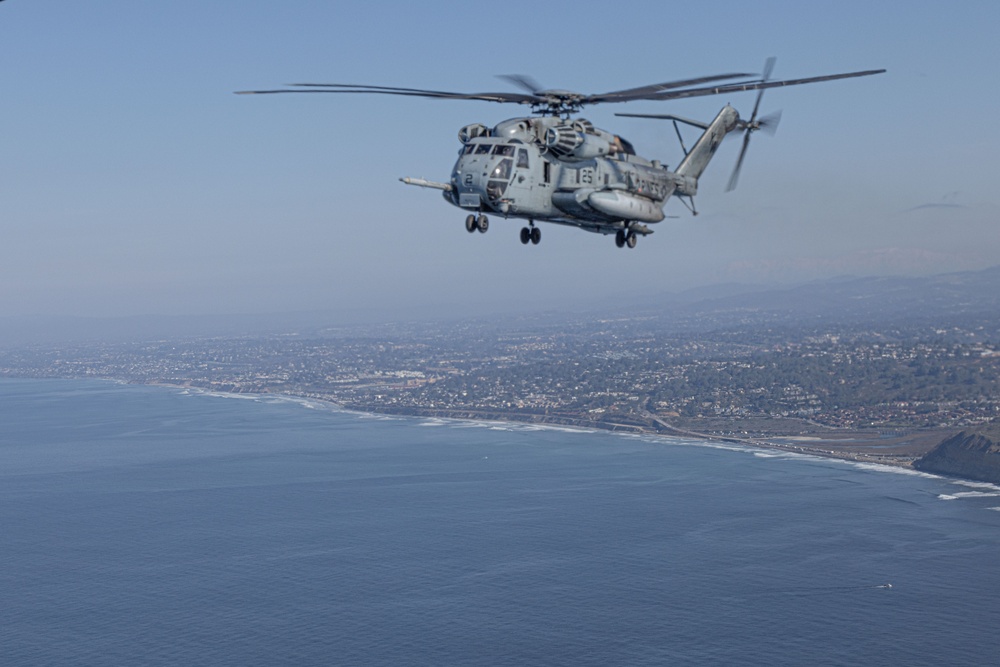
409, 105, 738, 246
446, 115, 679, 233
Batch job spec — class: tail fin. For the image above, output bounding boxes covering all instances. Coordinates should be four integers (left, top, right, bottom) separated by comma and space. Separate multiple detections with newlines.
676, 105, 740, 182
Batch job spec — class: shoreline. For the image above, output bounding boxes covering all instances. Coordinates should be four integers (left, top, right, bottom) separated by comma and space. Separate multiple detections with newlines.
147, 381, 938, 472
12, 376, 952, 477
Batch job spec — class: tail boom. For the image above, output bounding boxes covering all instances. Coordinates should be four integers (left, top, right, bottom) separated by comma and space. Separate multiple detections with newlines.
674, 105, 740, 194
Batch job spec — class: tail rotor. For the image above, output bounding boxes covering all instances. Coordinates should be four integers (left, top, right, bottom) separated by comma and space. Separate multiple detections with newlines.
726, 57, 783, 192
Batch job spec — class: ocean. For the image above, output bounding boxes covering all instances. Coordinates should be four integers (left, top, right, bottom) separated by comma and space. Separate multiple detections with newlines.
1, 378, 999, 666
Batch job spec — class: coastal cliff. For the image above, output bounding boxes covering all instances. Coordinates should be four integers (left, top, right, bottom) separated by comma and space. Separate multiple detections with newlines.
915, 424, 1000, 484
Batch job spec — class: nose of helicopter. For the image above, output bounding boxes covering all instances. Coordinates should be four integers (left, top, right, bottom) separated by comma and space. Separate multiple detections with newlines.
453, 152, 516, 211
451, 154, 488, 208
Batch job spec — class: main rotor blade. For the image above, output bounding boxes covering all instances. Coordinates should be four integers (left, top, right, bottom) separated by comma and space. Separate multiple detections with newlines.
235, 87, 542, 104
645, 69, 885, 102
497, 74, 546, 95
238, 81, 544, 103
288, 82, 469, 93
263, 73, 758, 106
587, 72, 757, 103
237, 67, 884, 111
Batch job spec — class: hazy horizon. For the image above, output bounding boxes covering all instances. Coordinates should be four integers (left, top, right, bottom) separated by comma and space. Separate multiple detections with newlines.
2, 263, 997, 348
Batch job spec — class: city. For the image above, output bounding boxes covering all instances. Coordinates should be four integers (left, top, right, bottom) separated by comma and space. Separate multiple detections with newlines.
4, 274, 998, 467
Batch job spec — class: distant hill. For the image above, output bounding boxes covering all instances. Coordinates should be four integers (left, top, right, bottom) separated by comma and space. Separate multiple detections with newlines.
3, 265, 999, 347
915, 423, 1000, 484
635, 265, 1000, 333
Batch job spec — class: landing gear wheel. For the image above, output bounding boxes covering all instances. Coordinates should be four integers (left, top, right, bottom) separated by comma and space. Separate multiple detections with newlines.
465, 214, 476, 233
615, 229, 626, 248
520, 227, 531, 244
626, 231, 637, 249
477, 214, 489, 233
530, 226, 541, 245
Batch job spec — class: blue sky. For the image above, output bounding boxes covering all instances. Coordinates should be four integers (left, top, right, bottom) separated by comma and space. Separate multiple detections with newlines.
2, 1, 998, 320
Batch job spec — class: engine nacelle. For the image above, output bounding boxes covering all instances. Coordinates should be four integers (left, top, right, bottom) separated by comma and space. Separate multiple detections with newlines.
491, 118, 536, 142
544, 123, 614, 161
458, 123, 489, 144
544, 125, 581, 156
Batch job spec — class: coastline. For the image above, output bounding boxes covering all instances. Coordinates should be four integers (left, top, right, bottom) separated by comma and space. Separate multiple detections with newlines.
145, 380, 940, 472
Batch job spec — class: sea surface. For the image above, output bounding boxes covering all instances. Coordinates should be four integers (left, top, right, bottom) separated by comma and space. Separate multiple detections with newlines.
2, 378, 999, 666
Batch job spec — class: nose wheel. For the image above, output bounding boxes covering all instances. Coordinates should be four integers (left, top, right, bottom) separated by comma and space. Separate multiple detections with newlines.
520, 224, 541, 245
466, 214, 489, 233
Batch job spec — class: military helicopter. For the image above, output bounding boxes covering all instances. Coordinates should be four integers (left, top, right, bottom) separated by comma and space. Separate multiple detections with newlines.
238, 59, 882, 249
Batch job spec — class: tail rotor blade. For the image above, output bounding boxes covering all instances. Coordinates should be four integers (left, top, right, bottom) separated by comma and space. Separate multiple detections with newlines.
749, 57, 776, 122
761, 56, 776, 82
757, 109, 782, 136
727, 131, 752, 192
749, 88, 766, 126
728, 58, 779, 191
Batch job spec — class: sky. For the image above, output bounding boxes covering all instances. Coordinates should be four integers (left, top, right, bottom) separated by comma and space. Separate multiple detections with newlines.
2, 1, 999, 322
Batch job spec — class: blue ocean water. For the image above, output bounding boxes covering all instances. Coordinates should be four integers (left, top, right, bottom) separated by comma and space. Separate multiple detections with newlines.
2, 378, 999, 666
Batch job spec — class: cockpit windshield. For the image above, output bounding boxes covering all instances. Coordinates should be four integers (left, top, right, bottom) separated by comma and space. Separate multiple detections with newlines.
492, 145, 515, 157
474, 143, 492, 155
491, 158, 512, 180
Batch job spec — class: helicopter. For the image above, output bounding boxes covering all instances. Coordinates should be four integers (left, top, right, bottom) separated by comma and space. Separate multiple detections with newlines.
238, 59, 883, 249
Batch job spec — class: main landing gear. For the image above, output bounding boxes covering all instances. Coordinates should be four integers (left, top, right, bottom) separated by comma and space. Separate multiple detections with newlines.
615, 229, 638, 249
465, 213, 488, 233
520, 222, 540, 246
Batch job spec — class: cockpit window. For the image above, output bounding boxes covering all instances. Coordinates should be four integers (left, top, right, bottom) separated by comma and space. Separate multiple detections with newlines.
492, 145, 515, 157
462, 144, 476, 155
517, 148, 529, 168
491, 158, 512, 180
486, 180, 508, 200
474, 143, 492, 155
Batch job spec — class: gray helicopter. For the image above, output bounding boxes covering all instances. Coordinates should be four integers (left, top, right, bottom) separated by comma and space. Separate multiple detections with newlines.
238, 59, 882, 249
